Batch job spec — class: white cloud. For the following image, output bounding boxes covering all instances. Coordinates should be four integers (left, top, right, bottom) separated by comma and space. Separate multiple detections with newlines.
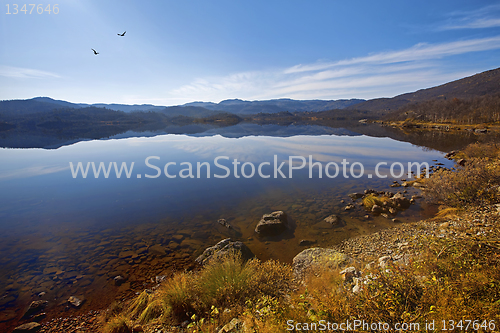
286, 36, 500, 73
0, 66, 61, 79
439, 4, 500, 30
167, 35, 500, 103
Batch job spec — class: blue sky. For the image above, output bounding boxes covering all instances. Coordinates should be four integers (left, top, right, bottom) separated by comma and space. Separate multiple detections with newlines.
1, 0, 500, 105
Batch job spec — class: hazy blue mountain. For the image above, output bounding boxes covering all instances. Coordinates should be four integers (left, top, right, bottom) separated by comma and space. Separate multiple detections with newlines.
32, 97, 166, 113
183, 98, 364, 114
1, 97, 364, 117
32, 97, 83, 109
160, 105, 225, 118
90, 103, 166, 113
0, 99, 69, 116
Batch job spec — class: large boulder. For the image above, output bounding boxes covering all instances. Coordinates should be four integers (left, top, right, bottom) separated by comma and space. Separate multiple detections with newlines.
254, 211, 287, 236
292, 248, 351, 279
195, 239, 255, 265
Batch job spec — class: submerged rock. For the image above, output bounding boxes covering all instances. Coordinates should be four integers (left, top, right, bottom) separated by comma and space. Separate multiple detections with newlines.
195, 239, 255, 265
390, 192, 411, 209
324, 214, 343, 226
13, 322, 41, 332
254, 211, 287, 236
113, 275, 125, 286
67, 296, 85, 308
371, 204, 383, 214
292, 248, 351, 279
23, 300, 47, 318
218, 218, 232, 229
299, 239, 317, 246
348, 193, 364, 201
148, 244, 167, 256
344, 204, 355, 211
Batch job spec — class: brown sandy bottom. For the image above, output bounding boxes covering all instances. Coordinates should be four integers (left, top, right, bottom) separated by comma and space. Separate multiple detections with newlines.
0, 179, 431, 332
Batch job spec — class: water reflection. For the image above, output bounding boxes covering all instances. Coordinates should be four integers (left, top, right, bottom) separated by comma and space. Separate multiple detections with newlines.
0, 127, 460, 330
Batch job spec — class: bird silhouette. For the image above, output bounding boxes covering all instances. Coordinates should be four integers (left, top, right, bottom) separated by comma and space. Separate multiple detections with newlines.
117, 31, 126, 36
91, 48, 99, 55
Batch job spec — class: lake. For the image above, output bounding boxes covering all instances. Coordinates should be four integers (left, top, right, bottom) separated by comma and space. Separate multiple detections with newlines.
0, 123, 468, 327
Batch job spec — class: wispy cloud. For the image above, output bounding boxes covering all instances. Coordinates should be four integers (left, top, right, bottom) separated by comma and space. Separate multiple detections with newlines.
168, 36, 500, 103
0, 66, 61, 79
439, 4, 500, 30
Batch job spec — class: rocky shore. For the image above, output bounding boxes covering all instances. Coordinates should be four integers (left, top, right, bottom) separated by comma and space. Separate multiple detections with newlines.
332, 204, 500, 265
16, 205, 499, 333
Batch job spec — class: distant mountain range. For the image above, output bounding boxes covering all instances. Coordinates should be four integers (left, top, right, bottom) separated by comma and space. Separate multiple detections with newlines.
0, 97, 365, 117
183, 98, 365, 114
0, 66, 499, 118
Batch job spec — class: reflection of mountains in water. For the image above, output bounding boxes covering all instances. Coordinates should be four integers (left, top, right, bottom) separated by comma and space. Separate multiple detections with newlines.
0, 123, 364, 149
188, 123, 361, 138
0, 122, 496, 152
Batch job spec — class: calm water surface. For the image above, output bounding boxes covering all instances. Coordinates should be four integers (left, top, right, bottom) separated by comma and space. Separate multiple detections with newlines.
0, 127, 454, 326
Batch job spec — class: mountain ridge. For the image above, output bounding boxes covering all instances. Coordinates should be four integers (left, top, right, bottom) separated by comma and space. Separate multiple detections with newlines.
349, 67, 500, 112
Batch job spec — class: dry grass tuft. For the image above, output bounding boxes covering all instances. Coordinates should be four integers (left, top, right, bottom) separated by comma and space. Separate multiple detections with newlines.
102, 315, 131, 333
362, 193, 390, 210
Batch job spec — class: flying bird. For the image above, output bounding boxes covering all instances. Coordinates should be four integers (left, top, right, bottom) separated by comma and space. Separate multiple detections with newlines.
91, 48, 99, 55
117, 31, 126, 36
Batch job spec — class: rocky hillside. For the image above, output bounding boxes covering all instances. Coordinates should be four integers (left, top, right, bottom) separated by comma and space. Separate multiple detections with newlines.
350, 67, 500, 112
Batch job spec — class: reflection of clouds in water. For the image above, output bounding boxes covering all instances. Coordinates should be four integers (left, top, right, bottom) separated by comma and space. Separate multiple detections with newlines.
133, 134, 443, 167
256, 136, 432, 162
0, 165, 69, 180
63, 134, 442, 171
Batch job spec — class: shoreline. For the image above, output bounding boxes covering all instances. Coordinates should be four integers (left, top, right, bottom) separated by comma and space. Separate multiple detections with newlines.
28, 204, 500, 333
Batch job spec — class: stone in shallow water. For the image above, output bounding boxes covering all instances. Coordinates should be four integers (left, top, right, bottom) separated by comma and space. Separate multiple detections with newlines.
148, 244, 166, 256
118, 250, 136, 259
172, 234, 185, 242
254, 211, 287, 236
13, 322, 41, 332
324, 214, 343, 226
167, 241, 180, 251
42, 267, 59, 275
23, 300, 47, 318
67, 295, 85, 308
348, 193, 364, 200
218, 218, 232, 229
0, 308, 18, 323
114, 275, 125, 286
299, 239, 317, 246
